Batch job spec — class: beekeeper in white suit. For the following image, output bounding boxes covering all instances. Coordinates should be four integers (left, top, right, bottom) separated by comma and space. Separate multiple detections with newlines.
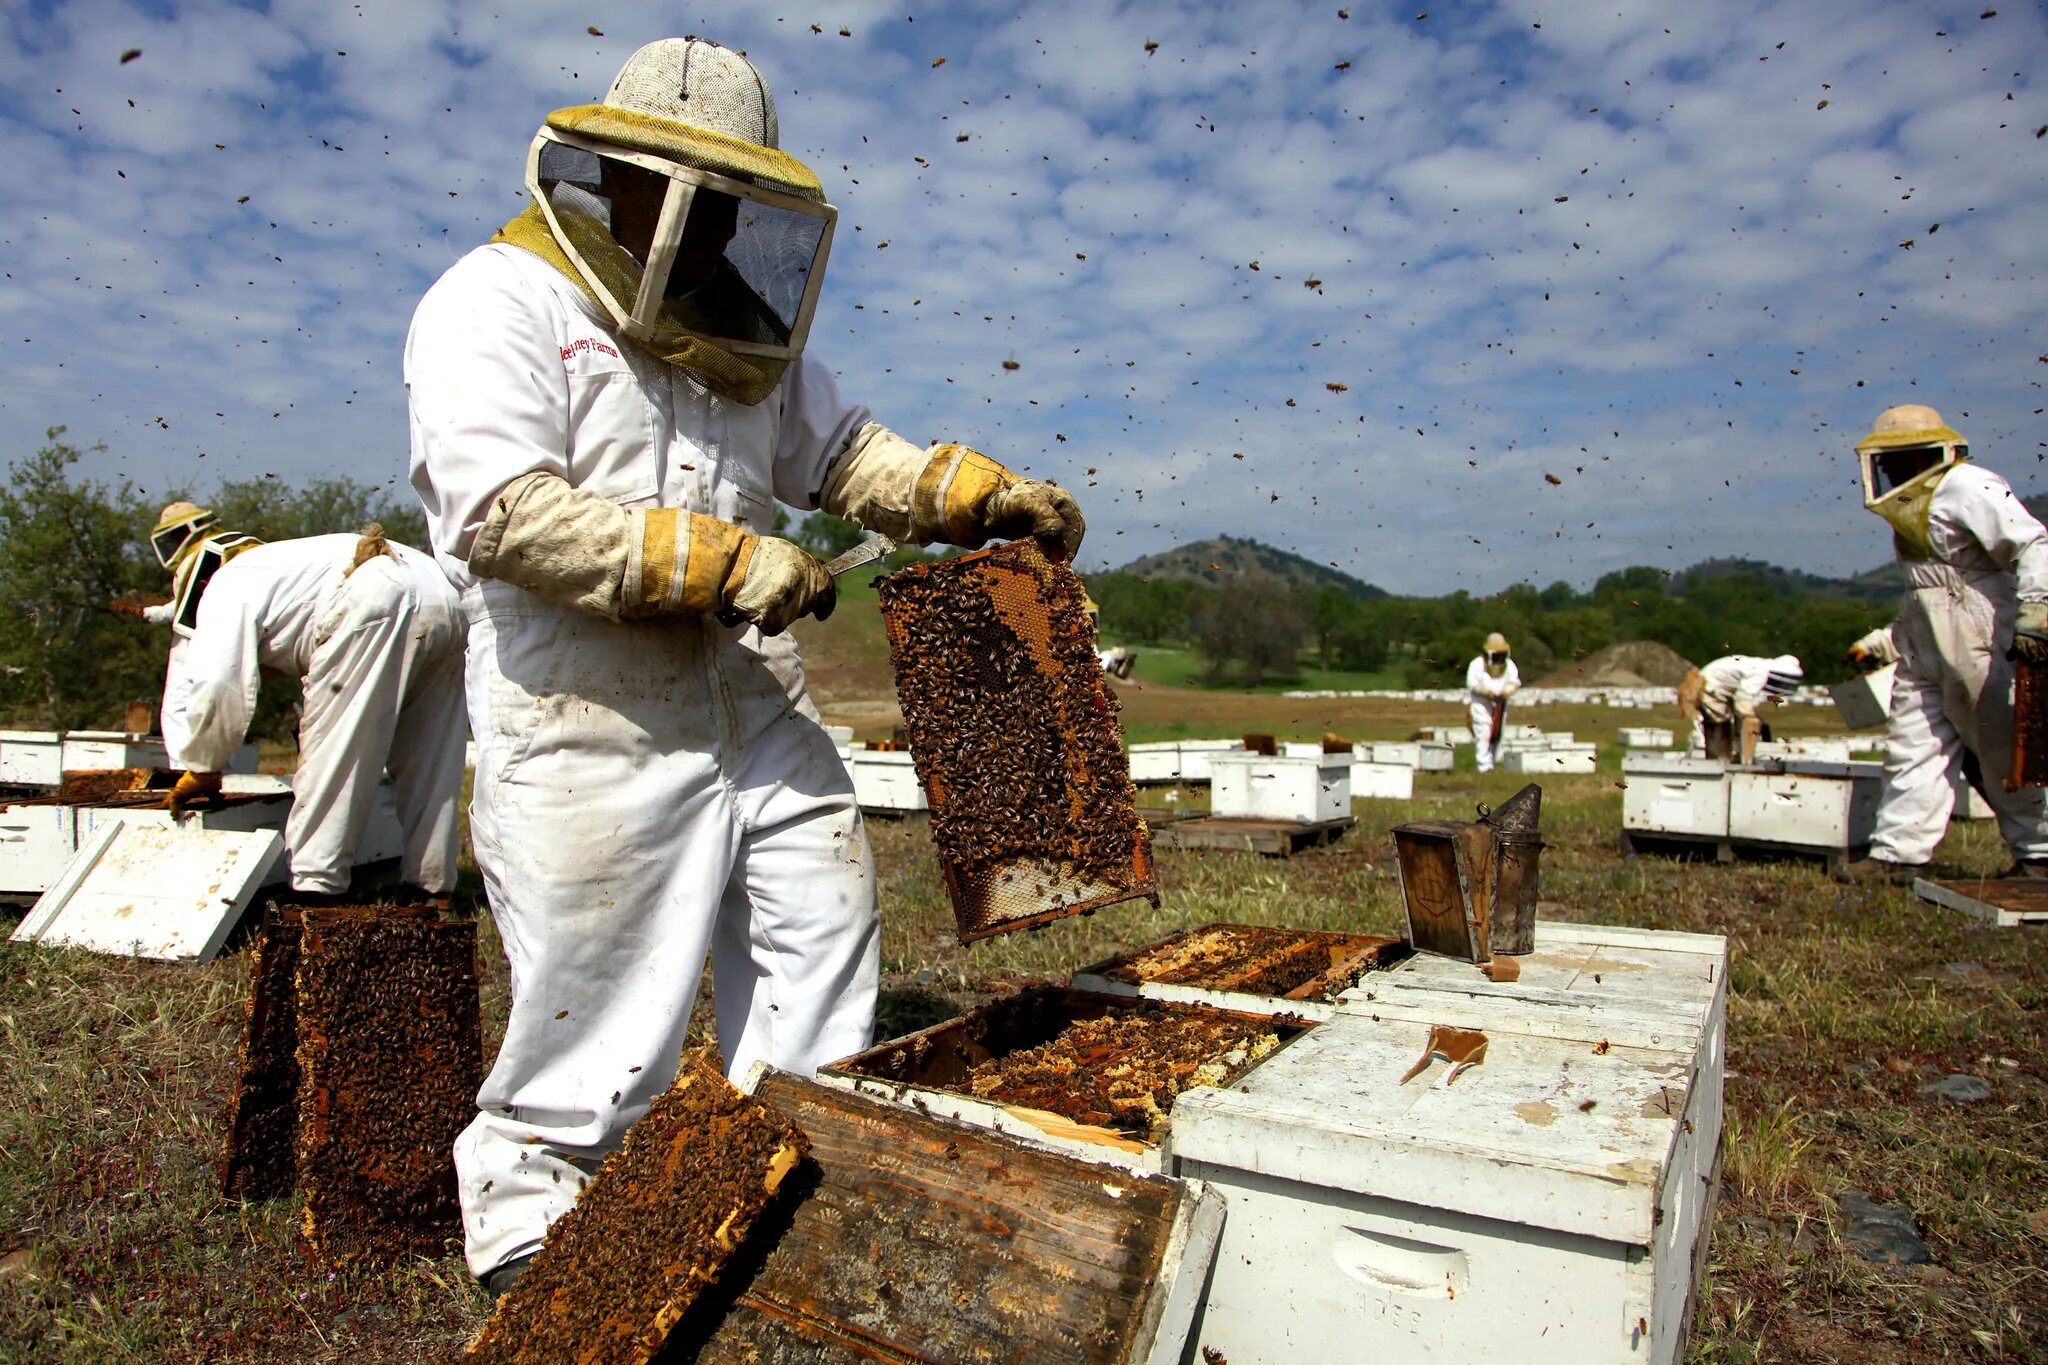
1466, 632, 1519, 772
1835, 404, 2048, 884
1677, 653, 1803, 764
405, 37, 1084, 1293
158, 520, 466, 896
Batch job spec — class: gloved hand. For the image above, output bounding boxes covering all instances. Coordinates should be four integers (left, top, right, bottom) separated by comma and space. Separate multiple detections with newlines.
982, 480, 1086, 562
719, 537, 835, 636
164, 770, 222, 816
1845, 626, 1897, 673
2011, 602, 2048, 665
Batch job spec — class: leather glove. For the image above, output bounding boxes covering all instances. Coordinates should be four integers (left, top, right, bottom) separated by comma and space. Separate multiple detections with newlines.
2011, 602, 2048, 665
165, 770, 222, 816
982, 480, 1086, 562
1845, 627, 1897, 673
719, 537, 835, 636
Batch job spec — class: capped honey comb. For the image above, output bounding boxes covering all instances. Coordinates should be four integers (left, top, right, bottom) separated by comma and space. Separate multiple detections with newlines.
294, 908, 481, 1267
1098, 922, 1405, 1000
876, 538, 1157, 941
466, 1053, 810, 1365
218, 906, 304, 1200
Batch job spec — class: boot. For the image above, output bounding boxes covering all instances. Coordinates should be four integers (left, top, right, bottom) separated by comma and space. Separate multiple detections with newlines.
1833, 856, 1926, 886
1993, 859, 2048, 880
480, 1252, 535, 1298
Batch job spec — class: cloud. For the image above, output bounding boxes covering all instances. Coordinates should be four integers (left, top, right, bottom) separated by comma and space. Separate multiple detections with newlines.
2, 0, 2045, 593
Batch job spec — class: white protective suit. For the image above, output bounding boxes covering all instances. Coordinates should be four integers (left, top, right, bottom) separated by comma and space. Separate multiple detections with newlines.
1867, 464, 2048, 865
406, 242, 880, 1277
1466, 655, 1521, 773
160, 534, 467, 894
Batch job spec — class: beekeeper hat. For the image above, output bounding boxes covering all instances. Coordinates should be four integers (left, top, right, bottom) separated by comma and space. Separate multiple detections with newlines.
1761, 654, 1804, 697
548, 38, 822, 199
151, 501, 216, 568
1855, 404, 1964, 456
1483, 632, 1511, 655
1856, 403, 1967, 509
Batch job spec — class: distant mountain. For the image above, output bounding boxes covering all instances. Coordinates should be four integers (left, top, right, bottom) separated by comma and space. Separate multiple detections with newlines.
1668, 557, 1899, 605
1114, 535, 1387, 599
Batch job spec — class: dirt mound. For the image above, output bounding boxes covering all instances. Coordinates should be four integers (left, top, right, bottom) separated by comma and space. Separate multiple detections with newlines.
1537, 641, 1695, 688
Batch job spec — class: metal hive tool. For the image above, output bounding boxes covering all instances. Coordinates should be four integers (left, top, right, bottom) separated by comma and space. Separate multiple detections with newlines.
293, 907, 481, 1268
466, 1052, 810, 1365
876, 538, 1158, 942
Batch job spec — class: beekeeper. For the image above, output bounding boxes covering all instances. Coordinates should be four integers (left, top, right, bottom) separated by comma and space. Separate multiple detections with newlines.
1834, 404, 2048, 884
1676, 654, 1803, 763
147, 500, 265, 630
158, 521, 466, 898
404, 37, 1084, 1293
1466, 632, 1519, 772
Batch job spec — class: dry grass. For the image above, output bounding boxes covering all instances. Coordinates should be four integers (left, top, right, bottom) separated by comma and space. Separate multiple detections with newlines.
1, 734, 2043, 1361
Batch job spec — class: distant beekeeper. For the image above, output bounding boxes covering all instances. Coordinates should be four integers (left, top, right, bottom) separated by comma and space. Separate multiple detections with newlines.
1833, 404, 2048, 884
1466, 632, 1519, 772
404, 38, 1084, 1293
1676, 654, 1802, 764
157, 512, 466, 899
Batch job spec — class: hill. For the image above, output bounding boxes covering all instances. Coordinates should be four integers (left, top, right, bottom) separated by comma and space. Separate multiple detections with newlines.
1537, 641, 1696, 689
1668, 557, 1899, 605
1115, 535, 1386, 599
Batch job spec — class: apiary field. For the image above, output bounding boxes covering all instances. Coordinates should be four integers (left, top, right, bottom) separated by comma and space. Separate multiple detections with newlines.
0, 735, 2043, 1361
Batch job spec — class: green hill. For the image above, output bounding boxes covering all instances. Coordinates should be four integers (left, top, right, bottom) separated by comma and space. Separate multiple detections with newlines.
1115, 535, 1386, 599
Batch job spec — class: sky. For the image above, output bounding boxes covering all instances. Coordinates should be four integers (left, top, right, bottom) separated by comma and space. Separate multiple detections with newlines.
3, 0, 2045, 595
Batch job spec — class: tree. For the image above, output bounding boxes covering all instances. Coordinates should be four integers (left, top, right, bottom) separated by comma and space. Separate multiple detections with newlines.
202, 475, 429, 548
1192, 571, 1306, 686
0, 430, 164, 728
794, 510, 867, 558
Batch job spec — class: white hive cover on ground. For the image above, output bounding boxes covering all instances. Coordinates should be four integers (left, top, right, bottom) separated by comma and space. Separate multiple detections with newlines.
11, 821, 283, 962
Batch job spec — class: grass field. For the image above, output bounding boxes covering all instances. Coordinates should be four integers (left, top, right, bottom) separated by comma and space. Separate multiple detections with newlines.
2, 732, 2043, 1361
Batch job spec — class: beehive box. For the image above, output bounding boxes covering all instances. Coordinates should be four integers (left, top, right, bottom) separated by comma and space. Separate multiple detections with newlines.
1622, 752, 1730, 840
1173, 1007, 1717, 1365
1176, 740, 1242, 782
1727, 759, 1882, 853
849, 746, 928, 813
1504, 745, 1597, 775
819, 987, 1311, 1172
467, 1054, 809, 1365
1070, 922, 1407, 1021
1829, 664, 1895, 731
1350, 760, 1415, 801
1753, 737, 1853, 763
0, 731, 63, 787
1618, 727, 1674, 750
1127, 741, 1187, 784
1418, 741, 1455, 771
0, 801, 79, 895
876, 540, 1155, 941
294, 908, 481, 1267
1209, 752, 1350, 823
682, 1070, 1221, 1365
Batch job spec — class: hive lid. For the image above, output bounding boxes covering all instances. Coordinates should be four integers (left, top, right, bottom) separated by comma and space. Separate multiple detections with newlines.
11, 821, 282, 961
1621, 752, 1726, 776
1169, 1010, 1693, 1244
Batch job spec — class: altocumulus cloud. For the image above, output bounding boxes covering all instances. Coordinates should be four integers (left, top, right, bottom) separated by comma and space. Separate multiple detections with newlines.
2, 0, 2044, 593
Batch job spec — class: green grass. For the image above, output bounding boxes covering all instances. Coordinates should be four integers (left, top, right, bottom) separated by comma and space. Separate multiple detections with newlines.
1, 761, 2043, 1360
1099, 637, 1409, 693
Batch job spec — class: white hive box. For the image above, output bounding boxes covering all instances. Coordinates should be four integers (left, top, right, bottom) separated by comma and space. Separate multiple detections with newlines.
1504, 724, 1544, 741
1753, 737, 1852, 763
1127, 741, 1186, 784
1178, 740, 1242, 782
1949, 772, 1993, 821
1418, 742, 1455, 772
11, 822, 283, 963
1829, 665, 1894, 731
1619, 727, 1674, 750
1423, 726, 1473, 746
0, 732, 64, 787
1622, 752, 1730, 839
1173, 1005, 1716, 1365
1727, 759, 1882, 853
1350, 761, 1415, 801
56, 733, 259, 775
1365, 741, 1422, 769
1543, 731, 1577, 748
0, 802, 79, 895
1209, 753, 1350, 823
850, 748, 927, 813
1503, 746, 1597, 776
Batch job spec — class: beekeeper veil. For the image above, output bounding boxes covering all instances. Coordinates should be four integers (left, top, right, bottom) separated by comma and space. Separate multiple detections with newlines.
1857, 404, 1968, 559
499, 38, 836, 406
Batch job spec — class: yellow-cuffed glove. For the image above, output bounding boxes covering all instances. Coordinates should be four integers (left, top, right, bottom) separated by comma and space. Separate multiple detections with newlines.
719, 537, 836, 636
820, 425, 1086, 561
2012, 602, 2048, 665
165, 770, 222, 816
1845, 626, 1898, 673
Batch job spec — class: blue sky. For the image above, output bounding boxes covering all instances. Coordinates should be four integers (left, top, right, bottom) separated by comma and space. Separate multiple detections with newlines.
3, 0, 2044, 593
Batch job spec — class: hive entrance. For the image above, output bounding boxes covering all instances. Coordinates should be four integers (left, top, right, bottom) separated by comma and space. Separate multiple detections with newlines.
877, 539, 1156, 941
